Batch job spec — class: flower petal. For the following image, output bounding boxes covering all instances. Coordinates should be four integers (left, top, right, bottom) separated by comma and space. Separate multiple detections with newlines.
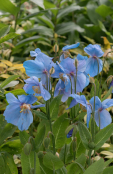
84, 44, 104, 57
102, 99, 113, 109
18, 95, 37, 104
89, 96, 102, 111
62, 43, 80, 51
6, 93, 20, 104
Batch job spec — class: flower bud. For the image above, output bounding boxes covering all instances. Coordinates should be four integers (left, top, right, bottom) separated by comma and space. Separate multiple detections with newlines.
74, 58, 78, 67
37, 151, 44, 158
88, 142, 95, 149
24, 142, 32, 156
43, 137, 50, 149
53, 43, 59, 53
49, 66, 55, 75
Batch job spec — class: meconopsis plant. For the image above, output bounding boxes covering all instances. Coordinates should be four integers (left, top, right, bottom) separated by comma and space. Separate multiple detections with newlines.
3, 43, 113, 173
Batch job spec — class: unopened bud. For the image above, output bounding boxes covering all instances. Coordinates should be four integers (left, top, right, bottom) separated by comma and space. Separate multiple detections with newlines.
37, 151, 44, 158
24, 142, 32, 156
89, 76, 95, 84
75, 58, 78, 67
88, 142, 95, 149
54, 33, 58, 39
30, 168, 34, 174
49, 66, 55, 75
53, 44, 59, 53
43, 137, 50, 149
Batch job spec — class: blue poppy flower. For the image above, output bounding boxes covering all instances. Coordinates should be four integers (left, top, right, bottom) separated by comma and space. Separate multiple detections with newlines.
52, 57, 87, 93
23, 76, 51, 101
84, 44, 104, 77
23, 53, 55, 89
54, 79, 71, 102
67, 128, 74, 138
89, 96, 113, 129
3, 93, 45, 131
60, 43, 80, 61
67, 94, 92, 127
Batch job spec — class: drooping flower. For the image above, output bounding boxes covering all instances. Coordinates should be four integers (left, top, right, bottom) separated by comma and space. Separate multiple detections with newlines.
3, 93, 45, 131
23, 76, 51, 101
52, 57, 87, 93
60, 43, 80, 61
84, 44, 104, 77
89, 96, 113, 129
23, 53, 55, 89
67, 94, 92, 127
54, 79, 71, 102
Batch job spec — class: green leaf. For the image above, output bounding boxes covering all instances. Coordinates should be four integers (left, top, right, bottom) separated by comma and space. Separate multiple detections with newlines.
39, 158, 53, 174
0, 33, 19, 44
35, 125, 46, 151
96, 4, 113, 18
5, 89, 26, 95
0, 0, 19, 16
78, 122, 92, 149
30, 0, 45, 9
0, 25, 10, 38
0, 123, 16, 145
0, 153, 5, 174
84, 158, 104, 174
2, 152, 18, 174
57, 4, 83, 19
33, 110, 47, 120
38, 15, 54, 29
50, 95, 62, 120
104, 158, 113, 167
98, 21, 113, 39
19, 131, 30, 145
94, 124, 113, 150
0, 75, 19, 88
87, 2, 102, 24
53, 113, 69, 149
15, 36, 50, 49
101, 87, 113, 101
66, 154, 86, 174
56, 22, 84, 35
0, 115, 7, 132
22, 26, 53, 37
76, 132, 86, 158
103, 166, 113, 174
43, 152, 64, 170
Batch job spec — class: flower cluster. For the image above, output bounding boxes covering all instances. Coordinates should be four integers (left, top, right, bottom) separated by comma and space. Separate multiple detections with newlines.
3, 43, 113, 133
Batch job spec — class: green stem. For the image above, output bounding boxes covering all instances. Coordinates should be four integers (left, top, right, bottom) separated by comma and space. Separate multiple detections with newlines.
64, 144, 66, 165
92, 83, 96, 142
88, 149, 92, 166
34, 152, 36, 174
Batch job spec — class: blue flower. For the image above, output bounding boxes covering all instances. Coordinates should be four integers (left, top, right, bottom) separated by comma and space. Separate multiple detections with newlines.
60, 43, 80, 61
52, 57, 87, 93
54, 79, 71, 102
84, 44, 104, 77
23, 53, 55, 89
89, 96, 113, 129
3, 93, 45, 131
67, 94, 92, 127
30, 48, 41, 57
67, 128, 74, 138
23, 76, 51, 101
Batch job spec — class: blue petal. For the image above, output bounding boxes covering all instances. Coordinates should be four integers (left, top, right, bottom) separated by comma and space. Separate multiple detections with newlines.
60, 54, 64, 61
77, 54, 88, 61
67, 128, 74, 138
18, 95, 37, 105
76, 73, 86, 92
62, 43, 80, 51
35, 48, 41, 53
66, 98, 78, 109
3, 104, 21, 126
95, 110, 112, 129
23, 60, 45, 77
102, 99, 113, 109
17, 111, 33, 131
89, 96, 102, 111
6, 93, 20, 104
23, 83, 36, 95
87, 106, 92, 128
77, 59, 86, 72
35, 52, 52, 68
31, 104, 45, 108
84, 44, 104, 57
30, 51, 37, 57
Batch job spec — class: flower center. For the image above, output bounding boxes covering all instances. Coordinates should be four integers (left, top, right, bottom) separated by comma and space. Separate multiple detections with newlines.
43, 69, 48, 74
70, 71, 74, 76
20, 104, 31, 113
98, 108, 103, 112
32, 86, 41, 94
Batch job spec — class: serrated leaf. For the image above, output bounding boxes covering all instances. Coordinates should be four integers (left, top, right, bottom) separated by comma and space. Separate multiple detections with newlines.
50, 95, 62, 120
53, 113, 69, 149
43, 152, 64, 170
0, 75, 19, 88
94, 124, 113, 150
19, 131, 30, 145
0, 33, 19, 44
78, 122, 92, 149
33, 110, 47, 120
35, 125, 46, 151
